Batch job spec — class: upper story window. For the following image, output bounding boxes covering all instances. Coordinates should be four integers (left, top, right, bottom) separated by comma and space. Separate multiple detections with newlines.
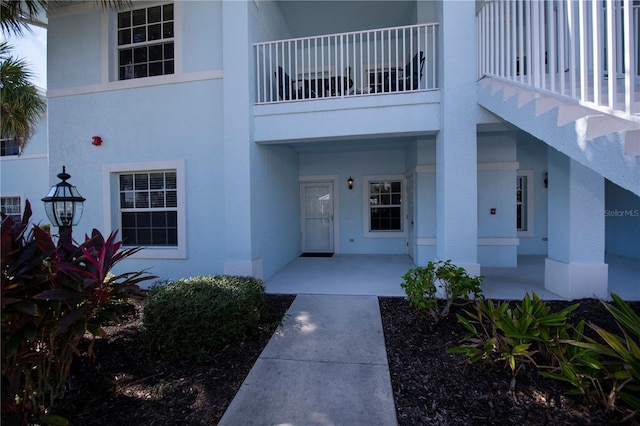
117, 3, 174, 80
1, 136, 20, 156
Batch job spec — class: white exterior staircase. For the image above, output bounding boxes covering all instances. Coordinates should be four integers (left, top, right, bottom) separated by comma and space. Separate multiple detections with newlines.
478, 76, 640, 196
477, 0, 640, 196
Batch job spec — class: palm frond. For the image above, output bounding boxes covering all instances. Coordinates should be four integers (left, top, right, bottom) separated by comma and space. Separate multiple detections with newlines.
0, 44, 46, 149
1, 1, 132, 37
0, 0, 48, 37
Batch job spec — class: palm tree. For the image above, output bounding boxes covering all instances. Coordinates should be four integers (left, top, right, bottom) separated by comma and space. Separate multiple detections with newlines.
0, 41, 46, 151
0, 0, 131, 150
1, 1, 50, 152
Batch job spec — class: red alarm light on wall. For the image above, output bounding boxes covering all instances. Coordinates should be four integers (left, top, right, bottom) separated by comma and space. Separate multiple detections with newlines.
92, 136, 102, 146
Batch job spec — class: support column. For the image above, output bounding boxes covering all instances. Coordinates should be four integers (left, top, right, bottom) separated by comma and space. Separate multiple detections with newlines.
414, 138, 437, 266
545, 148, 608, 299
435, 0, 479, 276
222, 1, 256, 276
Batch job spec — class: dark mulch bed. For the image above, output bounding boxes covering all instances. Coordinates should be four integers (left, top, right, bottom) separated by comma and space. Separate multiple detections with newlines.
54, 294, 639, 425
55, 294, 296, 426
380, 297, 640, 425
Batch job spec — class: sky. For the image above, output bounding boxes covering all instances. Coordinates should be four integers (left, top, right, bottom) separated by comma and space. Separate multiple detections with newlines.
2, 25, 48, 90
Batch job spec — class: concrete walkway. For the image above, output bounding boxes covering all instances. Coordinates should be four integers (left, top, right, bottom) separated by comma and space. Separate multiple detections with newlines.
218, 294, 397, 426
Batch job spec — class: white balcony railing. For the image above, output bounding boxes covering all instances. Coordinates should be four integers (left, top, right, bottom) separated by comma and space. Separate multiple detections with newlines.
255, 23, 438, 104
477, 0, 639, 119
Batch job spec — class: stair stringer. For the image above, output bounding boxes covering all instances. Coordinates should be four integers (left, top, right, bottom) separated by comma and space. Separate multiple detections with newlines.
478, 77, 640, 196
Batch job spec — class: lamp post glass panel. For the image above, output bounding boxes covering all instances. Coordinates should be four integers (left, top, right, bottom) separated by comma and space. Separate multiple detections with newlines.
42, 166, 85, 244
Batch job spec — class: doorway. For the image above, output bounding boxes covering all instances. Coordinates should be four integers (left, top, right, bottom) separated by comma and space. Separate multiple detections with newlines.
300, 181, 335, 253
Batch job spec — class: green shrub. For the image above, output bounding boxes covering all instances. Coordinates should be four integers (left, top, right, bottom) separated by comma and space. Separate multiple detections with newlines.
1, 201, 153, 425
450, 291, 640, 421
537, 318, 608, 408
401, 260, 483, 322
542, 293, 640, 420
142, 275, 267, 361
448, 293, 580, 377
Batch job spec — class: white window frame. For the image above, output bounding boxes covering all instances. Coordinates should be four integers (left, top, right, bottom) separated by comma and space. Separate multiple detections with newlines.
103, 160, 186, 259
362, 174, 406, 238
1, 136, 20, 157
517, 170, 534, 238
115, 2, 176, 81
1, 196, 22, 222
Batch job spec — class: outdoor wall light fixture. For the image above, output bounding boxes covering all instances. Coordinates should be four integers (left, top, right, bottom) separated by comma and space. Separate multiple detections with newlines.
42, 166, 85, 245
544, 172, 548, 188
347, 176, 354, 190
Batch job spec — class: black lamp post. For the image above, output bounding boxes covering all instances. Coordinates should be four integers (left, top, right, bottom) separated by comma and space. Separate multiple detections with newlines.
42, 166, 85, 246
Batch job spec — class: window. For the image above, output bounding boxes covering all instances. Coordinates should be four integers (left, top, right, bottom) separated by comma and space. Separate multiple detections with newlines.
368, 180, 403, 232
1, 136, 20, 156
117, 3, 174, 80
516, 175, 527, 231
517, 171, 534, 238
1, 197, 22, 222
119, 171, 177, 246
105, 161, 185, 259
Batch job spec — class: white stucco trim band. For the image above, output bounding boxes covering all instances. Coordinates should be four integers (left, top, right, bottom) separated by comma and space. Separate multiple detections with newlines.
478, 238, 519, 246
477, 162, 520, 171
417, 238, 518, 246
414, 164, 436, 174
416, 237, 437, 246
47, 70, 223, 98
1, 154, 48, 161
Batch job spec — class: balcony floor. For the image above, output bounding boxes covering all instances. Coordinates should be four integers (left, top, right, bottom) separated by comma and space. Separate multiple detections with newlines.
265, 254, 639, 301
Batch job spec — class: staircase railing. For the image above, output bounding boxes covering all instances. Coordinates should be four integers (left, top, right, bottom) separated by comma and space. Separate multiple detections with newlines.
477, 0, 639, 120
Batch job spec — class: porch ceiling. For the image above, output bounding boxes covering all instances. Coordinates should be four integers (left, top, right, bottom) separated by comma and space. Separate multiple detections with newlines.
277, 1, 416, 37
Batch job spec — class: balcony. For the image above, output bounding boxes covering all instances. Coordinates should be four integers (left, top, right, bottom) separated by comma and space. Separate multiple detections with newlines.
254, 23, 438, 105
477, 0, 640, 120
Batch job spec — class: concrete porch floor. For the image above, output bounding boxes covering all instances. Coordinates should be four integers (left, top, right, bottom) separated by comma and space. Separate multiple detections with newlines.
265, 254, 639, 301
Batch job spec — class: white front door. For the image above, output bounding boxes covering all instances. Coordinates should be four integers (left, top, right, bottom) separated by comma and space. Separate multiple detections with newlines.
301, 182, 334, 253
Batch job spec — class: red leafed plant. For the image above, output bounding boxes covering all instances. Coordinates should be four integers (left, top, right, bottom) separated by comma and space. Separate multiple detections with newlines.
1, 200, 155, 425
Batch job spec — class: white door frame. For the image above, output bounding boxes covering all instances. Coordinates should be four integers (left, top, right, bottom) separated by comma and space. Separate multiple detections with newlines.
406, 173, 415, 259
299, 175, 340, 254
